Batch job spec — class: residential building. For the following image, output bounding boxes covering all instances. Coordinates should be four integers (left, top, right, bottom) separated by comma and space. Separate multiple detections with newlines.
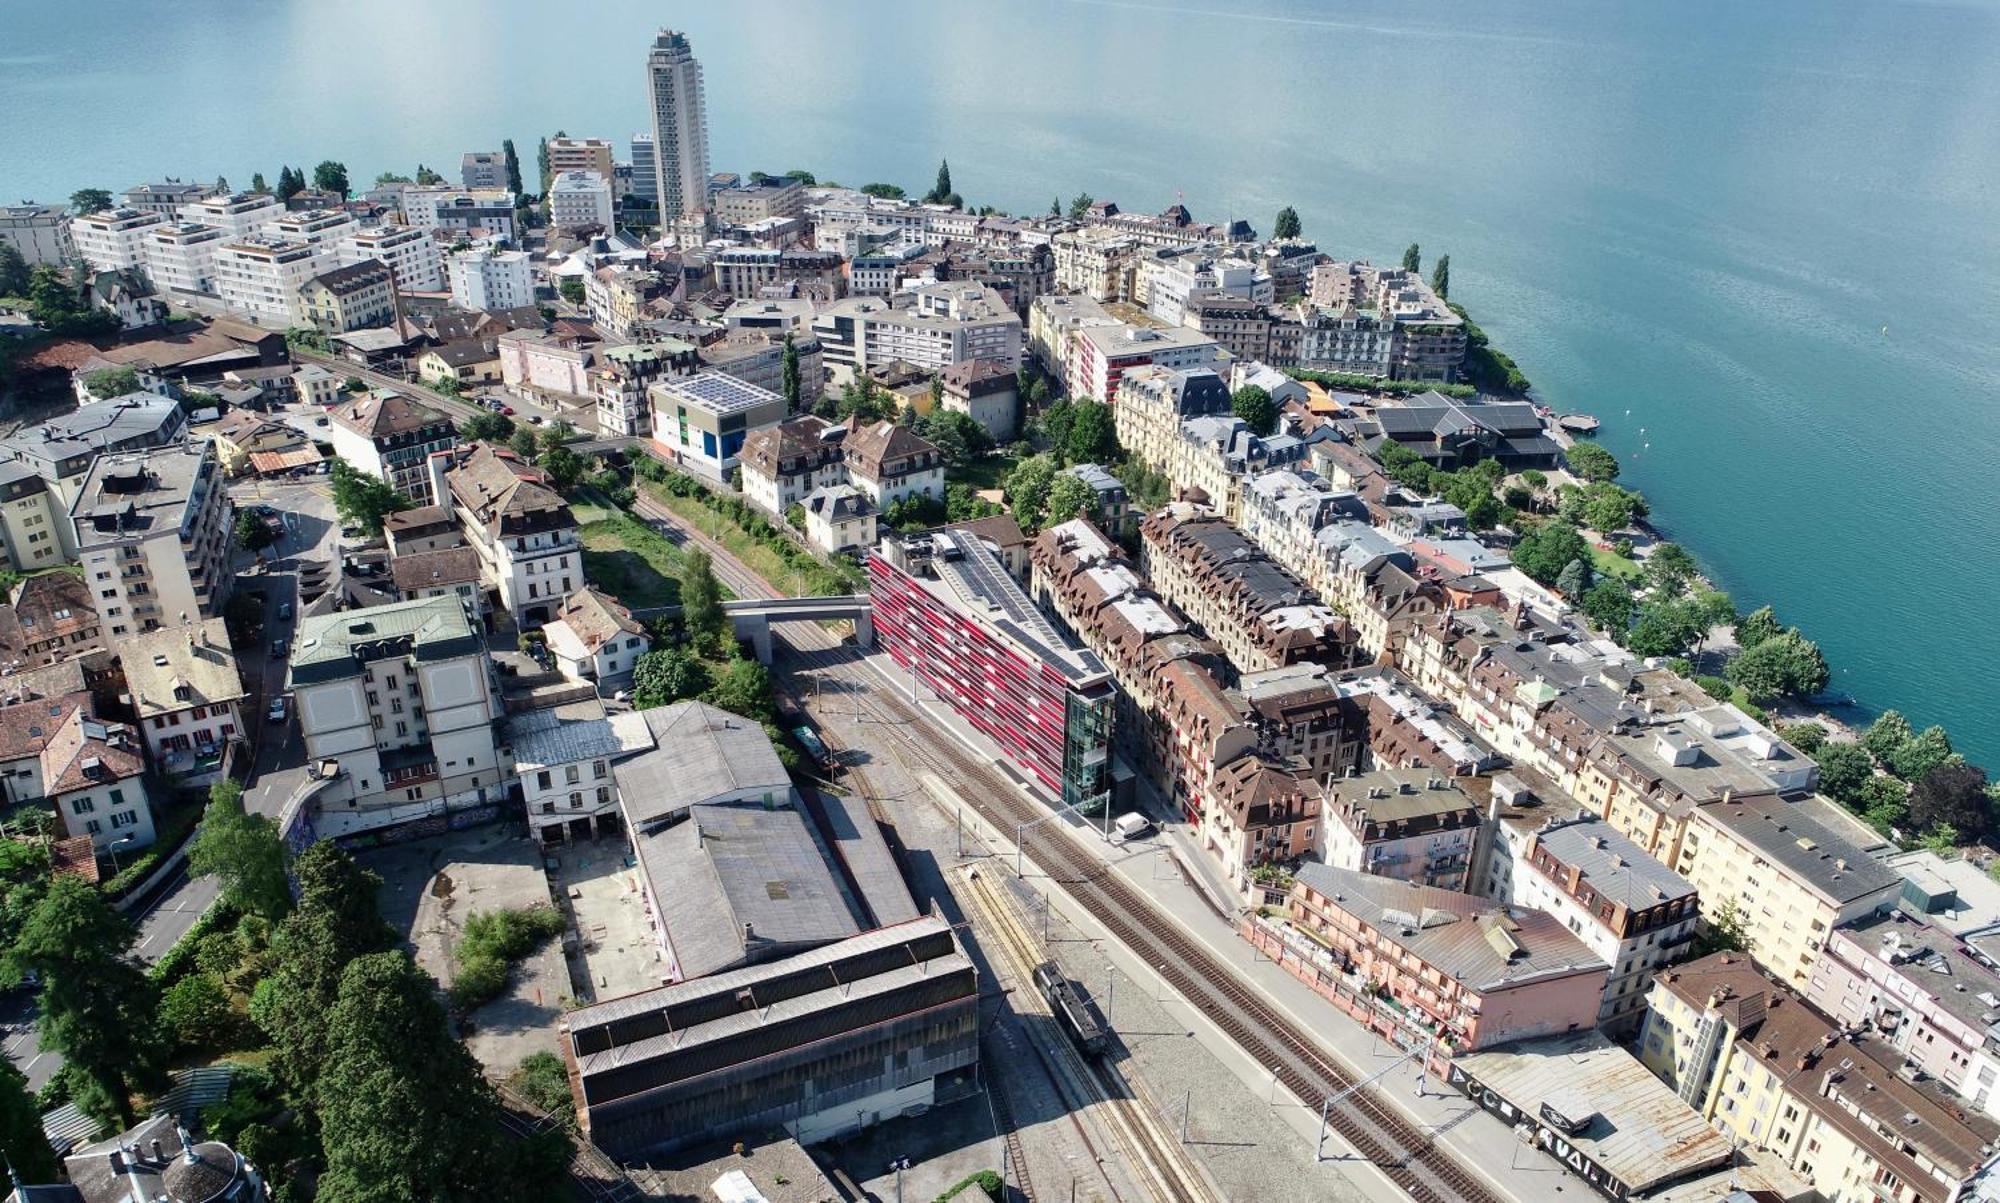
1028, 292, 1121, 379
0, 202, 76, 266
646, 29, 711, 221
1068, 322, 1222, 404
1140, 252, 1273, 326
1641, 952, 2000, 1203
296, 259, 397, 334
119, 180, 207, 216
83, 268, 167, 331
1052, 226, 1141, 301
1501, 814, 1699, 1033
34, 1107, 266, 1203
1184, 295, 1276, 364
648, 372, 787, 483
548, 170, 615, 231
1060, 462, 1131, 536
712, 180, 806, 227
842, 420, 944, 510
804, 484, 876, 554
447, 245, 536, 311
400, 187, 517, 241
870, 527, 1116, 810
1, 393, 187, 504
414, 340, 500, 389
70, 207, 168, 271
506, 699, 641, 845
1675, 792, 1904, 988
938, 358, 1019, 441
123, 618, 245, 784
262, 207, 359, 253
388, 545, 483, 614
628, 133, 658, 203
1205, 755, 1322, 887
435, 443, 580, 627
141, 221, 226, 296
0, 464, 68, 571
44, 706, 152, 853
0, 570, 102, 667
583, 266, 662, 340
497, 328, 595, 405
1808, 908, 2000, 1117
295, 363, 342, 407
593, 340, 697, 437
721, 296, 818, 335
1304, 262, 1466, 381
460, 151, 508, 191
1256, 863, 1608, 1058
1112, 364, 1232, 478
213, 237, 329, 325
567, 915, 977, 1159
326, 390, 457, 505
542, 587, 649, 684
200, 409, 309, 477
740, 415, 848, 516
177, 191, 284, 240
1139, 504, 1350, 675
70, 442, 232, 638
1321, 766, 1480, 890
341, 223, 445, 293
711, 247, 843, 298
287, 595, 506, 824
823, 282, 1023, 375
547, 137, 616, 181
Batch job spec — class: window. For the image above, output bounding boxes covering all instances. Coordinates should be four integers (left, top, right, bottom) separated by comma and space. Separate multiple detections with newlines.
536, 771, 552, 790
565, 765, 580, 785
592, 760, 607, 780
395, 722, 407, 737
85, 819, 101, 835
110, 810, 136, 829
72, 797, 95, 815
596, 787, 610, 805
568, 792, 582, 809
108, 789, 123, 806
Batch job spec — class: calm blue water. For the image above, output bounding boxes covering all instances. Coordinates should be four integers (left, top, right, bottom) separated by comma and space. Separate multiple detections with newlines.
5, 0, 1999, 762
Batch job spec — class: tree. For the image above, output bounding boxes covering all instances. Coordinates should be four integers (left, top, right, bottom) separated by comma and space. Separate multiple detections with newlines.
0, 244, 28, 297
1069, 193, 1095, 218
632, 646, 710, 709
68, 188, 113, 215
214, 175, 229, 194
1734, 605, 1783, 649
458, 411, 515, 443
312, 161, 351, 198
1430, 254, 1451, 300
1273, 207, 1302, 240
1692, 899, 1748, 958
1580, 579, 1636, 632
1813, 741, 1875, 805
0, 1060, 55, 1195
926, 159, 954, 205
1065, 398, 1117, 464
1778, 721, 1827, 754
1643, 542, 1698, 598
1888, 725, 1955, 783
315, 952, 551, 1203
374, 171, 412, 186
249, 171, 269, 194
1625, 599, 1707, 659
1564, 442, 1620, 482
507, 429, 540, 461
1862, 710, 1915, 765
234, 510, 277, 555
189, 780, 291, 922
502, 139, 524, 194
25, 266, 116, 338
328, 459, 412, 536
703, 656, 774, 724
557, 277, 585, 306
415, 163, 444, 186
784, 169, 817, 186
1401, 243, 1421, 274
782, 333, 802, 411
1554, 558, 1590, 599
1911, 761, 1989, 842
1231, 385, 1277, 437
680, 550, 726, 654
81, 365, 141, 399
1581, 483, 1641, 534
1044, 472, 1098, 527
275, 166, 302, 201
1726, 629, 1828, 702
250, 842, 395, 1094
539, 445, 584, 491
1004, 455, 1057, 532
1511, 520, 1590, 586
860, 183, 907, 200
1859, 777, 1911, 836
1050, 198, 1062, 218
160, 973, 233, 1054
1920, 823, 1963, 857
10, 877, 166, 1128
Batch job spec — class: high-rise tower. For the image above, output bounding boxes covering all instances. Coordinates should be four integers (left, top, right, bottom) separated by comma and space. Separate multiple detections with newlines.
645, 29, 710, 222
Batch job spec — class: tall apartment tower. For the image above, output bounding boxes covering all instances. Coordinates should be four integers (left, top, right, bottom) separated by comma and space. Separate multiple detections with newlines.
645, 29, 711, 222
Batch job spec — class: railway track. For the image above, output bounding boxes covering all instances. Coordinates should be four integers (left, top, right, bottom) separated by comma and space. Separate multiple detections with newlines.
957, 865, 1214, 1203
779, 635, 1506, 1203
982, 1031, 1039, 1203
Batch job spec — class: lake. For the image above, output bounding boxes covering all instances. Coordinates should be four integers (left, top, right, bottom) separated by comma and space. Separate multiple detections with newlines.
5, 0, 1998, 761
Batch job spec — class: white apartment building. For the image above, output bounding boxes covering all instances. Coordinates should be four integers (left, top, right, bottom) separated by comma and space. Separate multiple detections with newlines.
141, 222, 226, 296
177, 191, 285, 240
121, 182, 206, 216
0, 203, 76, 266
548, 170, 615, 231
506, 703, 637, 845
262, 207, 359, 252
212, 237, 329, 325
288, 596, 506, 829
541, 587, 650, 684
447, 246, 536, 311
69, 441, 233, 639
547, 138, 616, 180
123, 619, 246, 785
341, 223, 445, 293
646, 29, 711, 221
1052, 226, 1141, 301
434, 444, 581, 627
1027, 292, 1121, 379
326, 391, 459, 504
629, 134, 658, 203
821, 282, 1022, 375
1141, 254, 1273, 326
1068, 323, 1223, 403
400, 186, 516, 234
71, 208, 167, 271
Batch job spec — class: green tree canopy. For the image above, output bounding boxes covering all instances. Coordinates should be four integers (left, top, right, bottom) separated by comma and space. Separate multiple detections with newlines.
312, 160, 351, 198
925, 159, 953, 205
1813, 740, 1875, 805
679, 549, 727, 654
1643, 542, 1698, 598
702, 656, 775, 725
1734, 604, 1783, 649
0, 244, 30, 298
502, 139, 524, 194
1004, 454, 1058, 532
1231, 385, 1277, 436
539, 444, 585, 491
1888, 725, 1955, 783
1580, 579, 1636, 632
0, 1059, 57, 1194
82, 365, 141, 400
1043, 472, 1097, 527
1511, 519, 1590, 585
234, 511, 276, 555
328, 459, 412, 536
1554, 558, 1590, 599
860, 183, 907, 200
1273, 207, 1302, 240
188, 779, 292, 922
782, 333, 802, 410
1862, 710, 1915, 765
1064, 398, 1118, 464
1430, 254, 1450, 300
1725, 629, 1829, 702
250, 842, 395, 1093
1911, 760, 1989, 841
631, 646, 710, 710
11, 877, 166, 1128
69, 188, 113, 215
1401, 243, 1421, 273
458, 411, 515, 443
1564, 442, 1620, 482
1069, 193, 1095, 218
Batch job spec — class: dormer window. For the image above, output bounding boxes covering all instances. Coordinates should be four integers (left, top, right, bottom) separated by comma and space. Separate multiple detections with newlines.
173, 685, 192, 702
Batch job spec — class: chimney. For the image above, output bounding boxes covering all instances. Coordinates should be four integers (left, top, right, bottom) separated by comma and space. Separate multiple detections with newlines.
743, 921, 756, 943
150, 1137, 164, 1163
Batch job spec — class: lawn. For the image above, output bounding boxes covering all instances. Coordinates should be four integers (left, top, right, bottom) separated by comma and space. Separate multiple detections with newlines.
640, 481, 861, 596
1590, 545, 1643, 580
947, 453, 1019, 493
579, 514, 686, 609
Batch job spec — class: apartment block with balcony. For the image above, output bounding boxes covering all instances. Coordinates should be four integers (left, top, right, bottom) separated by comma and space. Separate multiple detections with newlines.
548, 170, 615, 231
325, 390, 459, 505
1321, 766, 1480, 891
448, 246, 536, 312
461, 151, 507, 191
0, 202, 77, 266
1052, 226, 1140, 301
844, 282, 1023, 375
841, 420, 944, 510
712, 247, 843, 298
1640, 952, 2000, 1203
213, 237, 331, 326
1112, 364, 1232, 481
1068, 323, 1222, 406
1139, 252, 1273, 327
122, 618, 245, 785
288, 596, 504, 829
341, 223, 445, 293
177, 191, 284, 240
1138, 504, 1352, 676
435, 443, 580, 628
140, 222, 225, 297
1, 393, 188, 506
297, 259, 397, 334
1205, 754, 1322, 890
69, 441, 233, 639
1303, 261, 1467, 382
401, 188, 517, 241
869, 527, 1114, 812
70, 207, 168, 271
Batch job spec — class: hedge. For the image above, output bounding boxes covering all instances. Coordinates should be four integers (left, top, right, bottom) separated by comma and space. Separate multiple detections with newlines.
1283, 368, 1477, 399
102, 802, 205, 900
934, 1170, 1003, 1202
148, 899, 236, 987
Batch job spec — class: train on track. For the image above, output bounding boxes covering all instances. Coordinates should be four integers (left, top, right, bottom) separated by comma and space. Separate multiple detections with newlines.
1034, 961, 1107, 1057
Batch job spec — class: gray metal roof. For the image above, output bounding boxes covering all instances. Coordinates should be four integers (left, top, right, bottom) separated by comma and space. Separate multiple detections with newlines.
1527, 816, 1696, 910
1695, 793, 1903, 907
612, 701, 791, 826
504, 703, 630, 769
287, 594, 482, 685
803, 789, 921, 929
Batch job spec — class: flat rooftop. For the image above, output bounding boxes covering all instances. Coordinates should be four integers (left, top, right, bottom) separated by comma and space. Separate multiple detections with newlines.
655, 370, 783, 416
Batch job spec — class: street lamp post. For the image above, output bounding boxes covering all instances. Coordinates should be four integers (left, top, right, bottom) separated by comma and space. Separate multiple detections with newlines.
106, 834, 136, 877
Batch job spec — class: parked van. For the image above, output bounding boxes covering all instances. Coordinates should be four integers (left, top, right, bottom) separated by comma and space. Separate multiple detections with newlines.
1110, 812, 1152, 843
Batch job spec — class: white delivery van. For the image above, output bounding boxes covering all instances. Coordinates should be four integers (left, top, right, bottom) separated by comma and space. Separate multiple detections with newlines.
1111, 812, 1152, 843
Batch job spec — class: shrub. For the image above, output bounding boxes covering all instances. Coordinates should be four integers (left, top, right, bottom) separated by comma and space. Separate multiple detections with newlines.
449, 905, 566, 1011
512, 1051, 574, 1121
449, 954, 509, 1010
161, 972, 234, 1053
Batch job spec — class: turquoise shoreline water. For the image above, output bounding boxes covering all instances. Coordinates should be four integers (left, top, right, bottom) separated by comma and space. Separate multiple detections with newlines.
4, 0, 1998, 762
